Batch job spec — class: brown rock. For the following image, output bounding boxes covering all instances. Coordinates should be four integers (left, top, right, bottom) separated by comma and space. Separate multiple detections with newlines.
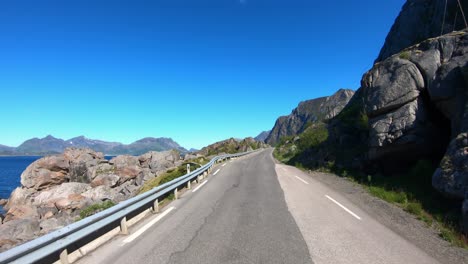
33, 182, 91, 206
0, 239, 16, 248
91, 174, 119, 188
4, 205, 38, 222
42, 211, 54, 219
0, 199, 7, 207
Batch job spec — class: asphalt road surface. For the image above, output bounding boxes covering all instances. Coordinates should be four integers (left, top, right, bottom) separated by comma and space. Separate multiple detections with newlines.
79, 149, 439, 264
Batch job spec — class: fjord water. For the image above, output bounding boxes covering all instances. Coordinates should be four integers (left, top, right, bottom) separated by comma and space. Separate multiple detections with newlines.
0, 156, 41, 214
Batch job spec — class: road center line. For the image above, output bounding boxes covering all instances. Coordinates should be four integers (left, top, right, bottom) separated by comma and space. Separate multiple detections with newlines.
294, 175, 309, 185
122, 207, 176, 244
222, 163, 226, 167
213, 169, 221, 175
325, 195, 362, 220
192, 180, 208, 193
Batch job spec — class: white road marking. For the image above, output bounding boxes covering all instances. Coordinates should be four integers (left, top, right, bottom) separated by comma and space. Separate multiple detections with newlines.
122, 207, 176, 244
192, 180, 208, 193
325, 195, 362, 220
213, 169, 221, 175
294, 175, 309, 185
222, 163, 227, 167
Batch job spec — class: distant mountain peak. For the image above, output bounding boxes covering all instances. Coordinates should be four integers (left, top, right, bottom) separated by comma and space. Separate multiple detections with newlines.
265, 88, 355, 145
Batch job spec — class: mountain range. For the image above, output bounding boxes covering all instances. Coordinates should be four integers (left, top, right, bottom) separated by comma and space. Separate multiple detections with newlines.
0, 135, 187, 156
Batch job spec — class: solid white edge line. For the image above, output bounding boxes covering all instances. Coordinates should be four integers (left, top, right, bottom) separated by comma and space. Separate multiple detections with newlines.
222, 163, 226, 167
294, 175, 309, 185
192, 180, 208, 193
325, 195, 362, 220
122, 207, 176, 244
213, 169, 221, 175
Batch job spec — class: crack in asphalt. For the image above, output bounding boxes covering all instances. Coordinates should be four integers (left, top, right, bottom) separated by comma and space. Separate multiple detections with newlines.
166, 172, 242, 263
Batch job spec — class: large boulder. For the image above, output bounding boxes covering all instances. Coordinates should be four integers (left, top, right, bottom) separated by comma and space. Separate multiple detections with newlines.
4, 205, 39, 222
20, 148, 105, 190
433, 133, 468, 199
0, 219, 40, 251
82, 185, 122, 202
360, 31, 468, 168
109, 155, 142, 184
138, 150, 180, 175
33, 182, 91, 207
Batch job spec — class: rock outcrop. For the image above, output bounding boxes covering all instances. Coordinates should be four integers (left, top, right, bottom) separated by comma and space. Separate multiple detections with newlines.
359, 30, 467, 171
198, 137, 267, 157
0, 147, 182, 252
331, 29, 468, 230
377, 0, 468, 62
265, 89, 354, 145
254, 131, 271, 143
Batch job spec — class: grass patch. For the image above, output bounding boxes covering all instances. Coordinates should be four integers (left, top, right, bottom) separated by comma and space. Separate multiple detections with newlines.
286, 158, 468, 249
138, 159, 205, 194
399, 51, 410, 60
79, 200, 115, 220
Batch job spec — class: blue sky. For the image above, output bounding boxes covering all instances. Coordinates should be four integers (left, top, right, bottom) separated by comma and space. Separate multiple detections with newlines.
0, 0, 405, 149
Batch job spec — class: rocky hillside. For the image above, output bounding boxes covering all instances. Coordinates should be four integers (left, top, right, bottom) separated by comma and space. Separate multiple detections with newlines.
254, 131, 271, 142
265, 89, 354, 145
198, 137, 267, 156
0, 148, 183, 251
284, 29, 468, 233
377, 0, 468, 62
2, 135, 187, 156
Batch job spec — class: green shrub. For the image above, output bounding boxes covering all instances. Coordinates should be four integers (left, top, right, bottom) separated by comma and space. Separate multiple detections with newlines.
79, 201, 115, 220
296, 123, 328, 152
405, 202, 423, 216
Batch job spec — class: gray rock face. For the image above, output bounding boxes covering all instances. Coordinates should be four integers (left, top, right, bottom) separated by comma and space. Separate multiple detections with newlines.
377, 0, 468, 62
254, 130, 271, 143
362, 31, 468, 167
0, 147, 182, 252
359, 29, 468, 230
266, 89, 355, 145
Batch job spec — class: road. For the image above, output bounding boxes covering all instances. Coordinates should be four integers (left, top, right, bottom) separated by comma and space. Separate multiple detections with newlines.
79, 149, 439, 264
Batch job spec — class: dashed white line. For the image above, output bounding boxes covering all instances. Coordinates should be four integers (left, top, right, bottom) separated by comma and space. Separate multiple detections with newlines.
213, 169, 221, 175
122, 207, 176, 244
192, 180, 208, 193
294, 175, 309, 185
325, 195, 362, 220
222, 163, 227, 167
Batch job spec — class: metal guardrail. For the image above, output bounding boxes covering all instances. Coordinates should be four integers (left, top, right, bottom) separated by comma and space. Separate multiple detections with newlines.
0, 150, 256, 264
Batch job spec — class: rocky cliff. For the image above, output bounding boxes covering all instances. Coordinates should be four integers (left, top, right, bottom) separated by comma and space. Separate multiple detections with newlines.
254, 131, 271, 142
377, 0, 468, 62
265, 89, 354, 145
0, 148, 182, 251
324, 29, 468, 229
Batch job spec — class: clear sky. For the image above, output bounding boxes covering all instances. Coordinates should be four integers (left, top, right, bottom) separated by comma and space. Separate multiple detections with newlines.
0, 0, 405, 150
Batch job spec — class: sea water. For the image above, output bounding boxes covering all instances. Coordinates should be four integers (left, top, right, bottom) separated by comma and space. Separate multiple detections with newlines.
0, 156, 41, 214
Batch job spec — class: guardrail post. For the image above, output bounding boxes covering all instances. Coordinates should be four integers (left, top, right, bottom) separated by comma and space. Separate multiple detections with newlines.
152, 199, 159, 214
187, 180, 191, 189
121, 217, 128, 235
60, 249, 69, 264
174, 188, 178, 200
187, 164, 190, 174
